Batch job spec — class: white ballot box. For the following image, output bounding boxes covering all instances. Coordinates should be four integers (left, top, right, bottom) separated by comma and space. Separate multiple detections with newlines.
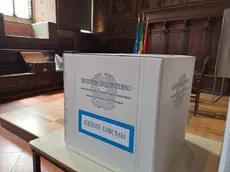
64, 54, 195, 172
219, 97, 230, 172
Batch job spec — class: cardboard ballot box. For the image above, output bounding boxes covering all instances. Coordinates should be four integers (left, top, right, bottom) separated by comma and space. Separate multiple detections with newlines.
64, 53, 195, 172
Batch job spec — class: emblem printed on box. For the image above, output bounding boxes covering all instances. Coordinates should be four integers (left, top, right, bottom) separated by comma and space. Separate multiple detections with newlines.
78, 109, 135, 153
171, 73, 189, 108
81, 73, 132, 110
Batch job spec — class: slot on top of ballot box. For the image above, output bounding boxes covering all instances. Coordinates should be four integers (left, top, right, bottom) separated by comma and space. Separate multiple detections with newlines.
64, 53, 195, 172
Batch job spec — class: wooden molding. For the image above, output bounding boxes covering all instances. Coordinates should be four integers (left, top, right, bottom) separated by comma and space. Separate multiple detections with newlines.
0, 13, 5, 36
141, 0, 230, 94
142, 0, 230, 23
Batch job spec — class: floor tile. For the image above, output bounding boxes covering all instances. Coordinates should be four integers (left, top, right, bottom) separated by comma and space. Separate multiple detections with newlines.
49, 164, 64, 172
0, 91, 64, 114
186, 116, 226, 142
0, 111, 63, 137
0, 128, 63, 172
12, 151, 52, 172
0, 153, 20, 172
0, 128, 27, 154
22, 102, 64, 122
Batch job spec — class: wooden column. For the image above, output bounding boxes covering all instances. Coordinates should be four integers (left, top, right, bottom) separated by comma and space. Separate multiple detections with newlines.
0, 13, 5, 36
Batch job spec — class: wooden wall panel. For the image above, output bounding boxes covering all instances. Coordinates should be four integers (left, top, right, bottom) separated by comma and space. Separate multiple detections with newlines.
110, 0, 136, 20
76, 0, 92, 31
56, 0, 77, 31
167, 21, 184, 54
150, 32, 165, 53
187, 19, 205, 62
150, 23, 165, 54
108, 0, 137, 40
0, 78, 5, 90
142, 0, 230, 94
109, 19, 137, 38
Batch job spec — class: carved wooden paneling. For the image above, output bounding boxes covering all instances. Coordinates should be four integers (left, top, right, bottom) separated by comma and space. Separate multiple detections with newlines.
143, 0, 230, 94
27, 76, 35, 86
6, 78, 17, 89
0, 72, 63, 101
56, 0, 77, 31
187, 19, 205, 61
144, 1, 230, 23
110, 0, 137, 20
109, 19, 137, 38
150, 23, 166, 54
142, 0, 150, 9
18, 78, 27, 88
108, 0, 137, 38
167, 21, 184, 54
0, 78, 5, 90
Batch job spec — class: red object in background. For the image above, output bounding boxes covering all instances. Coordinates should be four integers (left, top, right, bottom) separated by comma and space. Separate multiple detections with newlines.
4, 21, 34, 37
143, 18, 149, 54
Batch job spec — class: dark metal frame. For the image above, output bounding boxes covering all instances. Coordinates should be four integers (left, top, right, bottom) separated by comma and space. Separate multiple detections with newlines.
32, 149, 76, 172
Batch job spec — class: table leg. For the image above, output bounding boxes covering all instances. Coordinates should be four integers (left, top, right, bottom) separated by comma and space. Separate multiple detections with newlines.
32, 150, 41, 172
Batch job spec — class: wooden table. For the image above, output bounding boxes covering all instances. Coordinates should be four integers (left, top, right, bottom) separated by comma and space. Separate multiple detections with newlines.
30, 129, 222, 172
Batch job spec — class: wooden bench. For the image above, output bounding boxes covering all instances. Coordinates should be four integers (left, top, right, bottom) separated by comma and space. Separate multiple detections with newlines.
0, 71, 63, 101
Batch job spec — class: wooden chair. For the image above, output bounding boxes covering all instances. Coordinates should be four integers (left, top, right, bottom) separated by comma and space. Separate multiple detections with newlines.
191, 56, 210, 116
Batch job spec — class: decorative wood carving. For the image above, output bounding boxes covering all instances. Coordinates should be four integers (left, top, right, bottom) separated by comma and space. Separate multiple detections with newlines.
142, 0, 230, 94
142, 0, 150, 9
150, 22, 165, 53
167, 21, 184, 54
143, 0, 230, 22
109, 19, 137, 38
110, 0, 136, 20
182, 20, 189, 54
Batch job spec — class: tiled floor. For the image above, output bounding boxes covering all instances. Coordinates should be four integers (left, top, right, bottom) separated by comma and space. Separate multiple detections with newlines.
0, 127, 63, 172
0, 91, 64, 114
186, 116, 226, 142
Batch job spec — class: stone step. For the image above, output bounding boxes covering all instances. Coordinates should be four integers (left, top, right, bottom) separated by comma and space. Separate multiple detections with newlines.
0, 98, 64, 142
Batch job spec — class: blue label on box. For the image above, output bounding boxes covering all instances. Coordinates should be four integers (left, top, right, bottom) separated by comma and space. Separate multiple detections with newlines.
78, 109, 135, 153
